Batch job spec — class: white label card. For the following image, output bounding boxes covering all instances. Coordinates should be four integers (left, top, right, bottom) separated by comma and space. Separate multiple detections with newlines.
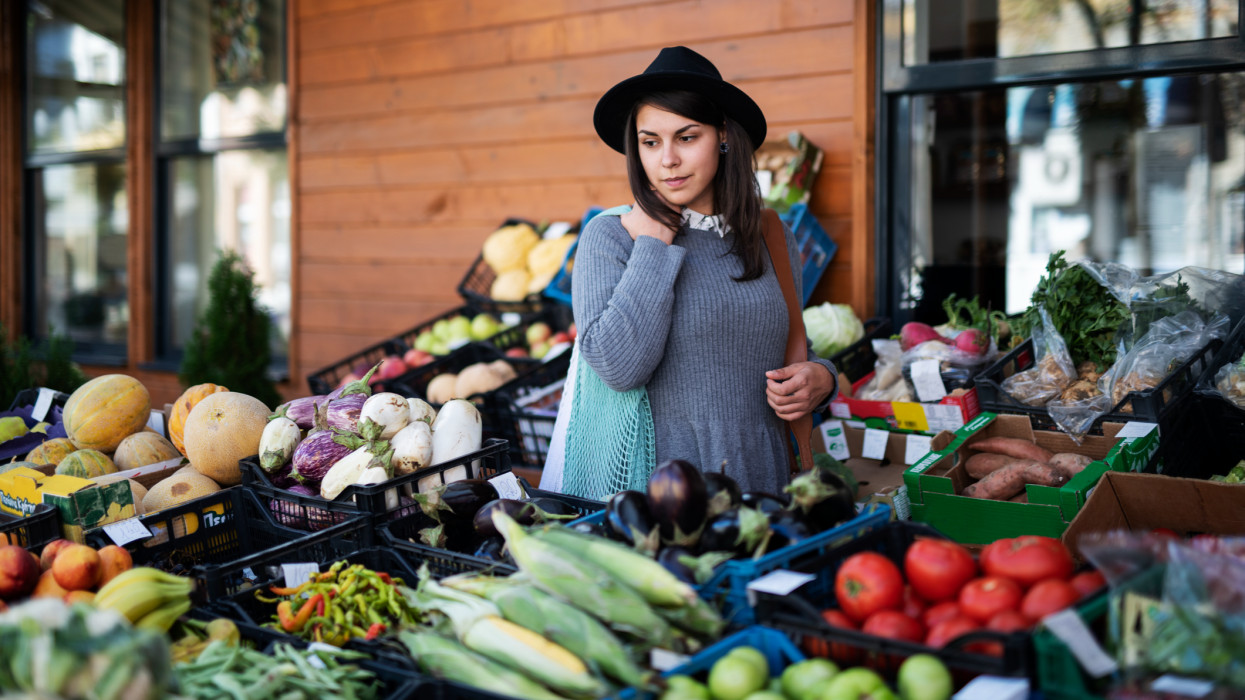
924, 404, 965, 433
911, 359, 947, 403
1115, 421, 1158, 439
102, 517, 152, 546
32, 388, 55, 422
543, 222, 573, 240
746, 569, 816, 597
953, 676, 1030, 700
649, 648, 691, 672
146, 411, 165, 436
1042, 609, 1119, 677
819, 420, 851, 461
904, 434, 933, 465
281, 563, 320, 590
489, 472, 524, 500
830, 402, 851, 419
1150, 675, 1214, 698
862, 428, 890, 461
891, 485, 912, 521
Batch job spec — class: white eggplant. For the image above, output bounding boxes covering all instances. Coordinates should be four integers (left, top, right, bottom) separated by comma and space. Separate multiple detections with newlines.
358, 392, 411, 441
391, 420, 433, 476
407, 398, 437, 426
354, 465, 399, 510
320, 445, 391, 500
428, 399, 483, 490
258, 416, 301, 473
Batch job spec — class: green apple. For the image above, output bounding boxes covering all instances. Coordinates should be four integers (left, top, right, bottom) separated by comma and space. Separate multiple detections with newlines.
707, 655, 767, 700
662, 675, 710, 700
432, 318, 452, 341
414, 330, 435, 352
781, 658, 839, 700
530, 341, 551, 359
820, 668, 896, 700
896, 654, 953, 700
725, 647, 769, 679
429, 340, 450, 356
445, 315, 473, 344
742, 692, 786, 700
525, 321, 553, 347
470, 314, 500, 341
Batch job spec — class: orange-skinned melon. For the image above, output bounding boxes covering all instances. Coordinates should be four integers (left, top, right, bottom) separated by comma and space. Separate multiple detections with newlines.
182, 392, 269, 486
63, 375, 150, 452
169, 383, 228, 455
113, 432, 181, 471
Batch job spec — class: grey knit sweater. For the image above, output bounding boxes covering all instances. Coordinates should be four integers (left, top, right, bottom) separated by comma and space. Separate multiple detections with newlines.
571, 210, 837, 494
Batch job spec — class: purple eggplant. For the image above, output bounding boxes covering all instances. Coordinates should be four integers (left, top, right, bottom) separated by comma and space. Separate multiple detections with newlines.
474, 499, 538, 538
698, 507, 769, 557
740, 492, 790, 519
325, 393, 367, 432
291, 429, 368, 486
703, 472, 741, 518
647, 459, 708, 547
269, 463, 300, 490
267, 485, 348, 532
605, 490, 660, 555
273, 396, 325, 430
658, 546, 697, 584
784, 465, 856, 534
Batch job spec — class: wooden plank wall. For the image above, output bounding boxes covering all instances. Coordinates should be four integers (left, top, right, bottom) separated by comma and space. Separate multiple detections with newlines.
294, 0, 870, 388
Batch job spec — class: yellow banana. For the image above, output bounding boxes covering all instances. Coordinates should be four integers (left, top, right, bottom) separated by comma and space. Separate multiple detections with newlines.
134, 598, 192, 633
95, 567, 191, 602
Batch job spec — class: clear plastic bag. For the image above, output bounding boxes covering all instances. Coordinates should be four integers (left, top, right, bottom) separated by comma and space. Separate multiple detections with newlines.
858, 339, 912, 402
900, 331, 998, 395
1002, 306, 1076, 407
1102, 310, 1231, 409
1212, 351, 1245, 409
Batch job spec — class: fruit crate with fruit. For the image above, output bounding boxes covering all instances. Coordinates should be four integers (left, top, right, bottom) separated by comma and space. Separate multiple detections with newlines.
240, 437, 514, 534
82, 487, 368, 597
0, 503, 60, 551
620, 625, 805, 700
459, 218, 579, 315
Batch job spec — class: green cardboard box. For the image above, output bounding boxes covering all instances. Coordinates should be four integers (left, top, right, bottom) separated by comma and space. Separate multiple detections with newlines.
902, 413, 1160, 544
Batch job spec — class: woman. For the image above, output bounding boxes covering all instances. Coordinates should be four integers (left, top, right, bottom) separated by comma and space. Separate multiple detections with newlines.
560, 46, 838, 496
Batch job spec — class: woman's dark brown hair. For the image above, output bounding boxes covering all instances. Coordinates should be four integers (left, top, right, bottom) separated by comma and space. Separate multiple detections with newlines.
623, 90, 765, 281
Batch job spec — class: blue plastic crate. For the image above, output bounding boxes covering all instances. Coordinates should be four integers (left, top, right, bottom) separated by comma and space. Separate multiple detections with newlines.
573, 503, 891, 626
779, 202, 837, 306
618, 626, 805, 700
544, 206, 603, 307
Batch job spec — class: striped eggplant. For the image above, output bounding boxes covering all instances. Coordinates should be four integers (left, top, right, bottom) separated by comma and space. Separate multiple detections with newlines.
272, 396, 325, 430
325, 393, 367, 432
290, 429, 368, 486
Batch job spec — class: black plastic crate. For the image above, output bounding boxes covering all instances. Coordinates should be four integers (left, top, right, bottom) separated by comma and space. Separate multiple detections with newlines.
1160, 318, 1245, 479
487, 349, 572, 468
0, 504, 60, 552
389, 343, 539, 406
974, 335, 1223, 433
457, 218, 548, 315
241, 438, 514, 527
753, 520, 1039, 682
826, 317, 891, 385
6, 387, 71, 413
519, 479, 605, 516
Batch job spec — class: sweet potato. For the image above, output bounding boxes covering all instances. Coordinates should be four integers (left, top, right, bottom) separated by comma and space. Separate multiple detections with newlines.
965, 453, 1012, 479
965, 437, 1054, 464
1009, 493, 1029, 504
1049, 453, 1093, 479
962, 460, 1067, 500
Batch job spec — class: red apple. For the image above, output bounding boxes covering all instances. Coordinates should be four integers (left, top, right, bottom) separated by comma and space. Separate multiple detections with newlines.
377, 355, 407, 380
0, 544, 41, 600
505, 347, 529, 359
403, 349, 434, 368
550, 331, 572, 345
525, 322, 553, 347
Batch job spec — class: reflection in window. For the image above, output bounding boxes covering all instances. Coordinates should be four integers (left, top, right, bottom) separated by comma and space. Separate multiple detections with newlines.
903, 73, 1245, 322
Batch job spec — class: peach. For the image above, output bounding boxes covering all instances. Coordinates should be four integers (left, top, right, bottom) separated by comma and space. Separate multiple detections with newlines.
0, 544, 41, 600
40, 539, 75, 572
51, 545, 101, 592
97, 545, 133, 587
63, 590, 95, 605
32, 569, 69, 599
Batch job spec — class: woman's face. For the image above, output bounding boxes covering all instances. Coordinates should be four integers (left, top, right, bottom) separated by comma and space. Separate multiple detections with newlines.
635, 104, 722, 214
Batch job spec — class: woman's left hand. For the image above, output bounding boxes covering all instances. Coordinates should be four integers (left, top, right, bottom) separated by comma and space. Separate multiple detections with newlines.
766, 362, 837, 421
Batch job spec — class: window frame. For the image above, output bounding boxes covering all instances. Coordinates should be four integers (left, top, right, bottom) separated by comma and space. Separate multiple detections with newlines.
876, 0, 1245, 323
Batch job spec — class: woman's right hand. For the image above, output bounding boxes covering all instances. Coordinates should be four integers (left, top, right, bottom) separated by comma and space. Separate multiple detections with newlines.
621, 204, 676, 245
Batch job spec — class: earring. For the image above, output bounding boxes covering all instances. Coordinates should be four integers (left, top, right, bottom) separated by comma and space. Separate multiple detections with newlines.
719, 142, 730, 154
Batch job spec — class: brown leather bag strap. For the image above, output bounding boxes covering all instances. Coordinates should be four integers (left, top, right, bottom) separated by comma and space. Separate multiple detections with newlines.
760, 209, 815, 474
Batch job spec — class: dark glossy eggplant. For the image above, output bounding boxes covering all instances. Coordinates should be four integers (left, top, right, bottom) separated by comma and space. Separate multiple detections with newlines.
605, 490, 660, 555
473, 536, 508, 561
739, 491, 790, 519
657, 546, 697, 584
764, 513, 813, 552
526, 497, 581, 519
474, 499, 538, 538
647, 459, 708, 547
697, 507, 769, 557
703, 472, 742, 518
784, 465, 856, 533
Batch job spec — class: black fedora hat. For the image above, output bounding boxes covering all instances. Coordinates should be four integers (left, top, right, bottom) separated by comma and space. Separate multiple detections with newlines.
593, 46, 767, 154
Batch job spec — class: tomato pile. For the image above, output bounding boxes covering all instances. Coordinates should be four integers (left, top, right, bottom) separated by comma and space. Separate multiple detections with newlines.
806, 535, 1106, 661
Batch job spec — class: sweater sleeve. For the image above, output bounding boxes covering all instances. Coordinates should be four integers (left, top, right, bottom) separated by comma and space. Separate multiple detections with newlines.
783, 222, 840, 405
572, 215, 686, 392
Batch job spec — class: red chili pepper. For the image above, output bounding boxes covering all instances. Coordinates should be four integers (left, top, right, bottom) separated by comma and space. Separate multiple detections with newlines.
364, 622, 386, 640
376, 572, 392, 585
315, 596, 325, 617
280, 593, 323, 632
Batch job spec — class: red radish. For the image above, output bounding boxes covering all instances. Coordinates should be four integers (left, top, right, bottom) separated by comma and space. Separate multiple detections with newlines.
954, 328, 990, 356
899, 322, 947, 351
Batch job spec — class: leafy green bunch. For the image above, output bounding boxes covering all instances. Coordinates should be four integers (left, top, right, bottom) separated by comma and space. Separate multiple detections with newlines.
1017, 251, 1129, 372
941, 293, 1007, 341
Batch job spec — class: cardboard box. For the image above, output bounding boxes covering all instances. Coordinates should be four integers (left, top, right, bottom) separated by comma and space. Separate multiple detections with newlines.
1061, 471, 1245, 558
828, 373, 982, 434
902, 413, 1160, 545
813, 421, 937, 520
0, 467, 137, 543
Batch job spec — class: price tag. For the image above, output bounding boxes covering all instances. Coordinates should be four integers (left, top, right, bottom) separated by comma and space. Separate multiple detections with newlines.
1115, 421, 1158, 439
306, 642, 339, 670
746, 570, 816, 598
1042, 609, 1118, 677
488, 472, 524, 500
923, 404, 965, 433
861, 428, 889, 461
953, 676, 1029, 700
281, 563, 320, 590
103, 517, 152, 546
146, 411, 165, 436
543, 222, 573, 240
31, 388, 55, 422
1151, 675, 1214, 698
830, 402, 851, 419
649, 648, 691, 672
911, 359, 947, 403
904, 434, 933, 465
819, 420, 851, 461
890, 485, 912, 521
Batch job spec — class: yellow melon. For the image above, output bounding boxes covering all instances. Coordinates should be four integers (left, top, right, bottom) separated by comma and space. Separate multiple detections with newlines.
25, 438, 78, 467
63, 375, 151, 452
113, 432, 181, 471
56, 449, 118, 479
142, 470, 220, 513
168, 383, 229, 455
182, 392, 269, 486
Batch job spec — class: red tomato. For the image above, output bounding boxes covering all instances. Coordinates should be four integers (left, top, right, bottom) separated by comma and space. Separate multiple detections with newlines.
803, 609, 862, 664
925, 616, 979, 648
903, 538, 977, 602
1020, 579, 1081, 622
862, 610, 925, 643
835, 552, 904, 623
1069, 571, 1106, 599
959, 577, 1024, 623
902, 586, 928, 620
923, 601, 963, 629
986, 609, 1031, 633
981, 536, 1074, 588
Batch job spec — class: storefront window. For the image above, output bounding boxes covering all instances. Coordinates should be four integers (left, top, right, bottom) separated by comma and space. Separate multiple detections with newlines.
899, 73, 1245, 321
904, 0, 1238, 65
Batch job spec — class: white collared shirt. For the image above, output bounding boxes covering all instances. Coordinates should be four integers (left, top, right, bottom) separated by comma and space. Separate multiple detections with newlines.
682, 207, 730, 237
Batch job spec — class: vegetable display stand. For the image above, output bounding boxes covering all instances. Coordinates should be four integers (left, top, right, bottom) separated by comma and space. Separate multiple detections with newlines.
619, 626, 806, 700
572, 503, 891, 627
753, 520, 1038, 681
82, 487, 367, 595
240, 438, 514, 535
826, 317, 891, 386
457, 218, 548, 315
487, 348, 572, 468
829, 372, 982, 434
0, 503, 60, 551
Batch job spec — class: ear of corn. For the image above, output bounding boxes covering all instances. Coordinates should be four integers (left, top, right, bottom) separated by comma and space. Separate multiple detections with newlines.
654, 596, 727, 639
534, 526, 701, 608
398, 631, 567, 700
460, 615, 606, 698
